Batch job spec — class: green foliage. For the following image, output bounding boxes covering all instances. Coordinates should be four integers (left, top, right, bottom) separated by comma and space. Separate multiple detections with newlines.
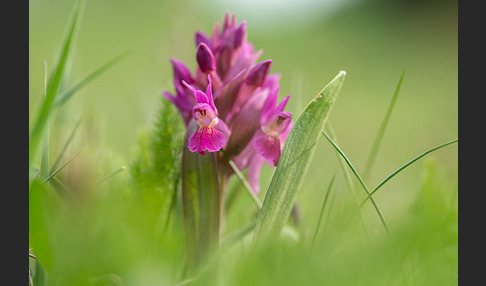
253, 71, 345, 244
131, 99, 183, 191
29, 0, 85, 175
130, 98, 185, 233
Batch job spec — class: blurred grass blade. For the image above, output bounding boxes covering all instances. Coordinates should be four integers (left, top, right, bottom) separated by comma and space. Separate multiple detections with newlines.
359, 139, 458, 207
44, 150, 82, 182
40, 61, 50, 180
325, 122, 370, 239
311, 175, 335, 248
221, 150, 262, 209
326, 121, 355, 192
55, 50, 132, 106
321, 130, 390, 233
50, 118, 82, 172
252, 71, 346, 244
29, 0, 85, 173
29, 179, 64, 271
363, 69, 406, 181
34, 260, 48, 286
221, 222, 256, 249
98, 166, 127, 183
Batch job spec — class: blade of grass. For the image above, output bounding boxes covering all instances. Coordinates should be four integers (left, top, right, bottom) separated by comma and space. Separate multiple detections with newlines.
29, 0, 85, 173
363, 69, 406, 181
322, 131, 414, 285
311, 175, 335, 248
252, 71, 346, 244
98, 166, 127, 183
326, 121, 354, 191
359, 139, 458, 207
325, 121, 370, 240
44, 150, 82, 182
221, 222, 256, 249
55, 50, 132, 106
321, 130, 390, 233
40, 61, 49, 180
49, 118, 82, 173
221, 150, 262, 209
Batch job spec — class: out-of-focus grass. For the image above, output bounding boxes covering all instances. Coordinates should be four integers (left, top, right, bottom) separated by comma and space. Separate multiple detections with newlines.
29, 0, 457, 284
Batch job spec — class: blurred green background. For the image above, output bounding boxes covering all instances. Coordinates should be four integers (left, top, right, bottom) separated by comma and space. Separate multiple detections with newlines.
29, 0, 458, 284
29, 0, 457, 224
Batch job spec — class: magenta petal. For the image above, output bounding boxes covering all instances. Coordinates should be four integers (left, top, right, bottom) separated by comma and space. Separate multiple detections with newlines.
234, 21, 246, 49
253, 135, 281, 166
192, 103, 215, 121
195, 90, 209, 105
275, 94, 291, 114
195, 31, 212, 49
188, 127, 227, 154
275, 112, 293, 133
196, 43, 216, 72
216, 45, 232, 77
260, 86, 278, 125
245, 59, 272, 86
170, 58, 194, 84
205, 74, 217, 113
215, 118, 231, 138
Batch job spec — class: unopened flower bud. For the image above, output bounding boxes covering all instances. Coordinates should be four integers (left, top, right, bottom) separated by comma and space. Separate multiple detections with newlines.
196, 43, 216, 73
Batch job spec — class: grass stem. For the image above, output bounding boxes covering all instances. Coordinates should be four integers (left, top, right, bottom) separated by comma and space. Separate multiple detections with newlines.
363, 69, 406, 181
321, 130, 390, 233
221, 150, 263, 210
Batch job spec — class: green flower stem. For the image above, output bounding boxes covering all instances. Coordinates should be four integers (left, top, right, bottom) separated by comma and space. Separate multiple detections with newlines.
181, 122, 221, 275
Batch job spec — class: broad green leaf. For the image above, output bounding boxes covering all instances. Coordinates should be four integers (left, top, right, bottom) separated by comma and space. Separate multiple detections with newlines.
181, 121, 221, 274
29, 0, 85, 174
252, 71, 346, 244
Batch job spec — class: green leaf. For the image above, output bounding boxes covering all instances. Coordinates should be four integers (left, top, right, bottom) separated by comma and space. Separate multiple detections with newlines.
29, 0, 85, 174
29, 179, 64, 271
252, 71, 346, 244
181, 122, 221, 274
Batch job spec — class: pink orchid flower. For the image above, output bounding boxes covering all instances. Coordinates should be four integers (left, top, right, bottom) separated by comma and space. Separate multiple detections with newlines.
163, 12, 293, 192
182, 75, 230, 155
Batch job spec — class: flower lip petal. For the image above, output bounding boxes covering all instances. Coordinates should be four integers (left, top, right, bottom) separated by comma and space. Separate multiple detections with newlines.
188, 126, 227, 154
